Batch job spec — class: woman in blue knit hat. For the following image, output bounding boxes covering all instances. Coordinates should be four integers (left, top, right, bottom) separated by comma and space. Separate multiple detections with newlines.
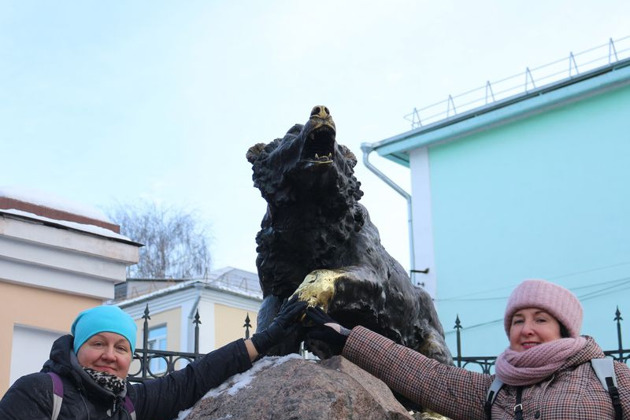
0, 297, 306, 419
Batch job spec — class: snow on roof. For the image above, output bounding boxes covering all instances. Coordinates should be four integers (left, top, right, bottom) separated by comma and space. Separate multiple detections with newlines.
0, 186, 111, 223
0, 208, 134, 242
115, 279, 200, 306
207, 267, 261, 296
115, 267, 263, 305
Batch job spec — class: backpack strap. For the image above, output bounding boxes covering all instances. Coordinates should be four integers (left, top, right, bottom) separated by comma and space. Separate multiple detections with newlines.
591, 358, 622, 420
513, 387, 524, 420
46, 372, 63, 420
486, 360, 622, 420
47, 371, 136, 420
484, 377, 504, 420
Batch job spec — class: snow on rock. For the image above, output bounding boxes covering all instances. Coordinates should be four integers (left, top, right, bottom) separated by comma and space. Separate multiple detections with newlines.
175, 354, 302, 420
181, 354, 415, 420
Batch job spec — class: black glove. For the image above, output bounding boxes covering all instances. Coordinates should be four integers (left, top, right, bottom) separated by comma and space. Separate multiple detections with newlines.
250, 295, 308, 354
304, 306, 351, 355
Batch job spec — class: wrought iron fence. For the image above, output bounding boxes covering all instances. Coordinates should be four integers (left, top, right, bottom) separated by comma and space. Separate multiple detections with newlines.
453, 307, 630, 374
127, 305, 254, 383
128, 304, 629, 381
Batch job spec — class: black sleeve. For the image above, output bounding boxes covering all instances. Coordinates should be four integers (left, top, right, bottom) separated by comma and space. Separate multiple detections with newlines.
130, 338, 253, 420
0, 373, 54, 420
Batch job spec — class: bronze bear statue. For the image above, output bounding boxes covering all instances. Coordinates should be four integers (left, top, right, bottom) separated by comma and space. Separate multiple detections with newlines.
246, 105, 452, 364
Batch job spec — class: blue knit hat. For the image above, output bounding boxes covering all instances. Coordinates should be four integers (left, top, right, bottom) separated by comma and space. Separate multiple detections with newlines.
71, 306, 137, 354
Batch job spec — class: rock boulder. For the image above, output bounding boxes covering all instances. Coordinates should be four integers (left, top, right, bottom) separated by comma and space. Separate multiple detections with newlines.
181, 354, 415, 420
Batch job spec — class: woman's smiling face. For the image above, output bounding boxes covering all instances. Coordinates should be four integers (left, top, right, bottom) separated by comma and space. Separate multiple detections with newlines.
76, 332, 132, 379
509, 307, 562, 352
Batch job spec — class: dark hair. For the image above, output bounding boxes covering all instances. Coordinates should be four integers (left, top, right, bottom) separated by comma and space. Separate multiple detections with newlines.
559, 323, 570, 338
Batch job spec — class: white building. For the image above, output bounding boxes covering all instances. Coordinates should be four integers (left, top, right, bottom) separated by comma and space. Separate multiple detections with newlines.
115, 267, 262, 374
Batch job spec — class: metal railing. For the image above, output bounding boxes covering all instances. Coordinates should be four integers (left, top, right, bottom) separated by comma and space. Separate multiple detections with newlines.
128, 304, 628, 381
453, 307, 629, 374
404, 35, 630, 129
127, 304, 253, 382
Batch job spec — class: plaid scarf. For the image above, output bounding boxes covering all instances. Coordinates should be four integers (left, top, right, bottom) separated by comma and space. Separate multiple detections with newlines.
495, 336, 587, 386
83, 367, 127, 395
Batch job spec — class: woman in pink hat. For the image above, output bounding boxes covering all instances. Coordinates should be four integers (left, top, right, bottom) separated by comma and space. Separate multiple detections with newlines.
305, 278, 630, 419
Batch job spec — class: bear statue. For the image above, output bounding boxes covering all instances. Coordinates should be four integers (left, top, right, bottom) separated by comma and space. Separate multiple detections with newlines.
246, 105, 452, 365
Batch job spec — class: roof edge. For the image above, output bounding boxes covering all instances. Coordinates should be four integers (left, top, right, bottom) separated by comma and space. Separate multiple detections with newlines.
369, 58, 630, 164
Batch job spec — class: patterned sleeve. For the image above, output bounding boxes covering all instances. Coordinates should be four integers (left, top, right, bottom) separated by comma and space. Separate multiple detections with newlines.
342, 326, 493, 420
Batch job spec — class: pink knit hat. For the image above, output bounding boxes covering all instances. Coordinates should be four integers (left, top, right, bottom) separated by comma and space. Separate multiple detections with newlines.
504, 279, 583, 338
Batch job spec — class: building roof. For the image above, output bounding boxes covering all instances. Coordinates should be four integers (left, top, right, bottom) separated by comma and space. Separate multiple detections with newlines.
0, 186, 135, 243
365, 54, 630, 167
114, 266, 263, 306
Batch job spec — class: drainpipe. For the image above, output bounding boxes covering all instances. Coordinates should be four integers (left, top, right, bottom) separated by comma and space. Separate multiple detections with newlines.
360, 143, 416, 281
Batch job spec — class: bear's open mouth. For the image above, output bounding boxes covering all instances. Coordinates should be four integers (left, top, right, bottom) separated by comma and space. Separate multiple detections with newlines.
302, 126, 335, 164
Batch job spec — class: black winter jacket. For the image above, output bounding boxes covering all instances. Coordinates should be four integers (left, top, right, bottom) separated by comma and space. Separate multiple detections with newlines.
0, 334, 253, 420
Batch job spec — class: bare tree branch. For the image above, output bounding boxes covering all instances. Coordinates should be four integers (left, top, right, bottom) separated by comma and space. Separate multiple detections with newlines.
108, 200, 212, 279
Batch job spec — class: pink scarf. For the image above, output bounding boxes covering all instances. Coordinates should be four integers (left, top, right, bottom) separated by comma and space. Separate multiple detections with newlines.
495, 337, 587, 386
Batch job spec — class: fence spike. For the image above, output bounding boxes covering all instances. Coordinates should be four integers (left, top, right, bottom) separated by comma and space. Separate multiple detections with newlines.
142, 304, 150, 379
616, 306, 624, 360
243, 313, 252, 339
454, 315, 462, 330
194, 309, 201, 355
454, 315, 462, 368
193, 309, 201, 325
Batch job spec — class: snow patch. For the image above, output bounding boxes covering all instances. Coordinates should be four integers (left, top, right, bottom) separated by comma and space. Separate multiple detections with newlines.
175, 407, 193, 420
206, 353, 303, 398
0, 186, 111, 222
1, 208, 131, 242
175, 354, 305, 419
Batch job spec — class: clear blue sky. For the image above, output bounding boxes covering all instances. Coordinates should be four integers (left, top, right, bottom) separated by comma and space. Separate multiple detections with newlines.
2, 1, 628, 274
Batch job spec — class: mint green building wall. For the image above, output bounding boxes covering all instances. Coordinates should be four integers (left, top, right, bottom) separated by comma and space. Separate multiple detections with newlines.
428, 84, 630, 358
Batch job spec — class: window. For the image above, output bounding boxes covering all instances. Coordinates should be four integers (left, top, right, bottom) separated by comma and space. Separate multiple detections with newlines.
148, 325, 167, 373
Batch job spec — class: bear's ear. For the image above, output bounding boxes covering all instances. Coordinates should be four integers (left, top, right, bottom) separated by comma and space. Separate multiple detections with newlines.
286, 124, 303, 137
246, 143, 266, 164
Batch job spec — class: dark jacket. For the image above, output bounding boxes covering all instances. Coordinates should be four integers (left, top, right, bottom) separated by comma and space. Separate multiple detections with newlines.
0, 334, 253, 420
343, 326, 630, 420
